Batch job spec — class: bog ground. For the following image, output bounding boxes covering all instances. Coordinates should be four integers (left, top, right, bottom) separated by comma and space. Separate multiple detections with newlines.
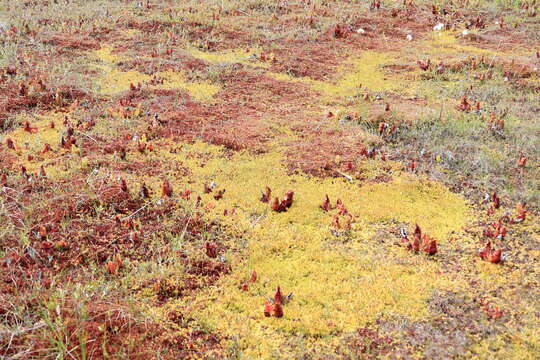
0, 0, 539, 359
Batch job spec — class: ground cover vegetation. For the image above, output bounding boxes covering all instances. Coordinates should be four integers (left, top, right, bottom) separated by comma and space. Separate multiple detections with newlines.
0, 0, 539, 358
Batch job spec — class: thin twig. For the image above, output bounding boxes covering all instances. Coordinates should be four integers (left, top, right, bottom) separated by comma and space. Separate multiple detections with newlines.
251, 212, 267, 228
122, 199, 158, 221
0, 320, 46, 338
179, 213, 193, 242
336, 171, 353, 181
438, 101, 444, 122
78, 131, 98, 143
488, 39, 503, 68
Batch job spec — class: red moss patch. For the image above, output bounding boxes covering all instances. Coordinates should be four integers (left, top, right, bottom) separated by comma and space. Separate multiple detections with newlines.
43, 32, 100, 51
0, 75, 87, 129
285, 124, 367, 177
1, 300, 225, 359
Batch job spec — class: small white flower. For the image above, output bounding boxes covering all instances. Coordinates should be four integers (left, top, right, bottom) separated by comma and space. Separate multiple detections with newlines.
406, 34, 413, 41
356, 28, 365, 34
462, 29, 469, 36
534, 67, 538, 71
433, 23, 445, 31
